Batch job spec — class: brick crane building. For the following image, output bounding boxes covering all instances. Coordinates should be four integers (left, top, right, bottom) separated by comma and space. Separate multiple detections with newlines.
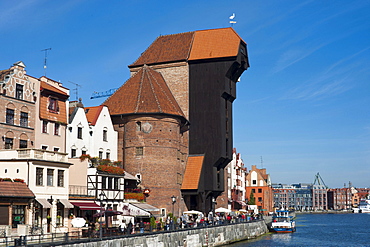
105, 27, 249, 214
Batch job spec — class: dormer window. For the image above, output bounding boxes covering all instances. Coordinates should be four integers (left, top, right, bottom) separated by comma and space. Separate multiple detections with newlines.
16, 84, 23, 100
48, 98, 59, 113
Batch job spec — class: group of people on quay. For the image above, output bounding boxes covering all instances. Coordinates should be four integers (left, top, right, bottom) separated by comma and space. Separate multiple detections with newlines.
86, 212, 262, 237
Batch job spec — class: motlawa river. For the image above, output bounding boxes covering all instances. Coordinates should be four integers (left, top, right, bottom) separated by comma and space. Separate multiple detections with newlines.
228, 213, 370, 247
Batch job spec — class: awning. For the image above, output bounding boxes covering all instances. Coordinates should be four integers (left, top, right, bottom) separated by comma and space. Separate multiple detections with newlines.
59, 199, 74, 208
70, 201, 101, 210
131, 202, 160, 212
36, 198, 52, 208
121, 203, 150, 216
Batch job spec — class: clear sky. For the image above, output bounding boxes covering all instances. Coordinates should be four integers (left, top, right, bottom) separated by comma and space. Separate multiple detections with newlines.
1, 0, 369, 188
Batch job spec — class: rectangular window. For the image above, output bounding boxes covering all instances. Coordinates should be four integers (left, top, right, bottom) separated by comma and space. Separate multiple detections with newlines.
15, 84, 23, 100
54, 123, 60, 135
103, 130, 107, 142
252, 180, 257, 185
36, 168, 43, 186
135, 147, 143, 156
48, 98, 59, 112
77, 127, 82, 139
114, 178, 119, 190
108, 177, 113, 189
41, 145, 48, 150
102, 177, 107, 189
252, 189, 255, 193
47, 169, 54, 186
6, 109, 14, 125
5, 138, 13, 149
71, 149, 76, 158
258, 197, 262, 202
258, 188, 262, 193
57, 170, 64, 187
54, 147, 59, 152
20, 112, 28, 127
42, 121, 48, 133
19, 140, 27, 149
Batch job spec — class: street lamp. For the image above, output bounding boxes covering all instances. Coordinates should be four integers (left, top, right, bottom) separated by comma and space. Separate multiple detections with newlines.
99, 193, 104, 239
171, 195, 176, 216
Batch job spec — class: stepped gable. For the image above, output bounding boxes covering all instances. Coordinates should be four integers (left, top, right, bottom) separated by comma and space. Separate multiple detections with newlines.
85, 105, 103, 126
129, 27, 245, 68
103, 66, 187, 121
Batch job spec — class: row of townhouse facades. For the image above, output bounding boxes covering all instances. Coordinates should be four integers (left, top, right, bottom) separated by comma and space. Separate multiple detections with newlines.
273, 181, 370, 211
217, 149, 274, 215
0, 62, 141, 233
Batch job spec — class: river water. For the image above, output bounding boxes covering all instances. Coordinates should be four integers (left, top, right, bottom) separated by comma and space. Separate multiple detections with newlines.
228, 213, 370, 247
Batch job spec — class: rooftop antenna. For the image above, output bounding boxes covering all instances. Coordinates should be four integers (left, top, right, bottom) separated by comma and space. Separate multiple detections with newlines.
41, 48, 52, 76
229, 13, 236, 26
68, 81, 82, 101
260, 156, 263, 168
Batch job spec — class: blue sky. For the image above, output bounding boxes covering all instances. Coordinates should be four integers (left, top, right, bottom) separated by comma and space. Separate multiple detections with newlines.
1, 0, 369, 188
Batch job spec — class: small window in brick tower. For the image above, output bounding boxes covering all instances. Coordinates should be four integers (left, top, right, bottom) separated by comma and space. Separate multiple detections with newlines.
135, 147, 143, 156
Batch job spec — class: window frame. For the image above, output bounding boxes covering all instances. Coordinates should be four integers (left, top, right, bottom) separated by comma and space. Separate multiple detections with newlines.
77, 127, 82, 139
47, 169, 54, 186
6, 108, 14, 125
19, 140, 27, 149
48, 97, 59, 113
5, 138, 13, 149
57, 170, 64, 187
20, 112, 28, 127
103, 129, 107, 142
36, 168, 43, 186
135, 147, 144, 156
54, 123, 60, 136
15, 84, 23, 100
42, 121, 48, 133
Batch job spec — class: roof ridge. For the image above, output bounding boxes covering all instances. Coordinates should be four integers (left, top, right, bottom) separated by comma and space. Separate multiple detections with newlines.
134, 68, 145, 113
146, 67, 162, 113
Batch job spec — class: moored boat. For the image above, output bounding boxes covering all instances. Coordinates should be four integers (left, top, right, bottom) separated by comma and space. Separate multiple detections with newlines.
270, 210, 296, 233
353, 197, 370, 213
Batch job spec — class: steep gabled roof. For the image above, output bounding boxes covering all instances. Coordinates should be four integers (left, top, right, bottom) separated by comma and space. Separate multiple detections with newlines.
181, 155, 204, 190
85, 105, 104, 126
129, 27, 245, 68
103, 65, 186, 121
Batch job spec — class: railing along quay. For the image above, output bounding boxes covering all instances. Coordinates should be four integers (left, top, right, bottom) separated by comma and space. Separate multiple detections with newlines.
0, 218, 264, 247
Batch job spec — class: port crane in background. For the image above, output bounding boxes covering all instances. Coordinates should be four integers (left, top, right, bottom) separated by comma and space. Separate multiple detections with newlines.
90, 88, 118, 99
313, 172, 328, 189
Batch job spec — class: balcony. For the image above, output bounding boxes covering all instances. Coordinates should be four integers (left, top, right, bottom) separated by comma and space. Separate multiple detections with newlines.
0, 149, 68, 162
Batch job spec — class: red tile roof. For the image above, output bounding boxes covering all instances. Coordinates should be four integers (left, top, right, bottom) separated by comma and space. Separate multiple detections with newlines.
0, 181, 35, 198
40, 81, 68, 96
103, 66, 186, 120
129, 27, 245, 68
85, 105, 104, 126
181, 155, 204, 190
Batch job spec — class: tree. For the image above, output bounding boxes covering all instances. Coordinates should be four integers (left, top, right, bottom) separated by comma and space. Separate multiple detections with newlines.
248, 191, 256, 205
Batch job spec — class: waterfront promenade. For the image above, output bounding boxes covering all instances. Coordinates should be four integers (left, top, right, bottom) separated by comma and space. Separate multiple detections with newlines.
1, 219, 268, 247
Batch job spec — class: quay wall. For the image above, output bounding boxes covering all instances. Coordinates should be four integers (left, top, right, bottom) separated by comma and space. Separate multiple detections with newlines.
64, 220, 268, 247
